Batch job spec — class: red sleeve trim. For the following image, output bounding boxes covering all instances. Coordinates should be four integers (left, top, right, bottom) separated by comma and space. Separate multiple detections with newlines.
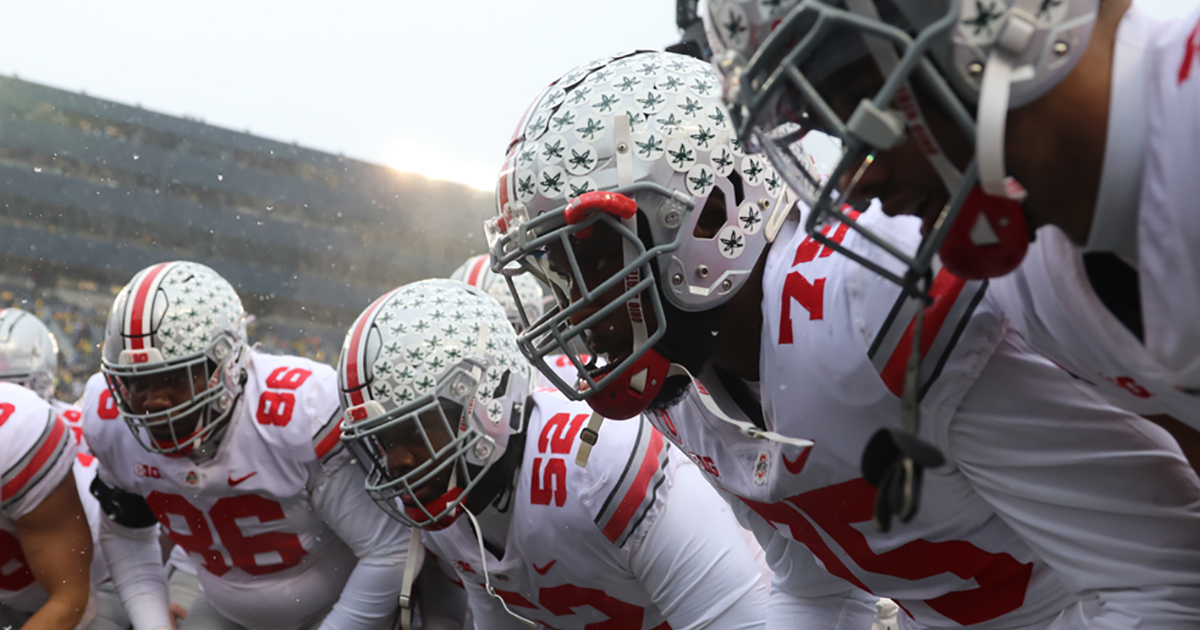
601, 429, 665, 544
2, 415, 67, 501
878, 270, 966, 397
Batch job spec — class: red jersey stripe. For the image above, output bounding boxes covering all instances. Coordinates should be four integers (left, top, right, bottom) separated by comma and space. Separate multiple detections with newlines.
879, 270, 967, 397
1, 416, 66, 501
314, 422, 343, 460
601, 429, 664, 543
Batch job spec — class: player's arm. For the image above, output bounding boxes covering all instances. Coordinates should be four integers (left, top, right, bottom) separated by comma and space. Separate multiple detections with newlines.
92, 475, 172, 630
16, 470, 93, 630
945, 333, 1200, 628
310, 449, 416, 630
627, 457, 768, 629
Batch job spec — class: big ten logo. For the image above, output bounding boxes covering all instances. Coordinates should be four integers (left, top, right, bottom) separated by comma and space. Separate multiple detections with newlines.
134, 463, 162, 478
97, 389, 121, 420
453, 560, 476, 575
687, 451, 720, 478
530, 412, 589, 507
130, 351, 151, 364
779, 208, 861, 344
255, 367, 313, 427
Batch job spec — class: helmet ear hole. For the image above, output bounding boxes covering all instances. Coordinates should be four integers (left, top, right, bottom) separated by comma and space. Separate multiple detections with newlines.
491, 369, 511, 400
693, 186, 728, 239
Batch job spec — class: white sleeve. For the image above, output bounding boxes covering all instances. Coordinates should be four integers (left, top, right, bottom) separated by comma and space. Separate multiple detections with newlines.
944, 332, 1200, 628
312, 451, 418, 630
628, 460, 768, 630
98, 516, 171, 630
765, 586, 877, 630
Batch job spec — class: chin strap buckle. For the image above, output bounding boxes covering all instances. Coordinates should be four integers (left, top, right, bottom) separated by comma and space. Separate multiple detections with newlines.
862, 274, 946, 532
574, 412, 606, 468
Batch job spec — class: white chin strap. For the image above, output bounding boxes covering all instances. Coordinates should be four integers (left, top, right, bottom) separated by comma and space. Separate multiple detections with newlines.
667, 364, 814, 449
463, 508, 538, 627
846, 0, 962, 192
577, 113, 645, 469
397, 528, 423, 630
976, 1, 1042, 199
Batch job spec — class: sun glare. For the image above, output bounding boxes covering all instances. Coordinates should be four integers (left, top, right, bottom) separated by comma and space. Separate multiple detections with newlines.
383, 137, 497, 192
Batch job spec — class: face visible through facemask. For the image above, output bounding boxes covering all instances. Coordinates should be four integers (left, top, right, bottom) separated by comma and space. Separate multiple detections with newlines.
113, 364, 211, 449
377, 402, 461, 511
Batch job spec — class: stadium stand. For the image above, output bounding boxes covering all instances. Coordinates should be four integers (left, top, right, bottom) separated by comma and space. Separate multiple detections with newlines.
0, 76, 494, 395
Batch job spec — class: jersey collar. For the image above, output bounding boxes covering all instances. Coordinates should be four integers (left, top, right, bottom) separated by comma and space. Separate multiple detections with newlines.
1086, 6, 1156, 268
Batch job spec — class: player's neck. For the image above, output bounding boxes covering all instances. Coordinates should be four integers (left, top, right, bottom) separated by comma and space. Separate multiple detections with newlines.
708, 247, 769, 383
1005, 0, 1130, 246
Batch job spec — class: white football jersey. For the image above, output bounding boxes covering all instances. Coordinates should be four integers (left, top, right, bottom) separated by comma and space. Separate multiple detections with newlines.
423, 391, 766, 630
84, 351, 409, 630
651, 204, 1200, 629
1137, 6, 1200, 391
50, 398, 111, 585
0, 382, 77, 613
992, 6, 1200, 417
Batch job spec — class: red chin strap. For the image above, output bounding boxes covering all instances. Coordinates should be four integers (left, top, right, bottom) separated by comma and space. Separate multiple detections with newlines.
565, 191, 638, 233
155, 428, 201, 458
565, 191, 664, 419
584, 349, 671, 420
409, 487, 466, 531
938, 186, 1029, 280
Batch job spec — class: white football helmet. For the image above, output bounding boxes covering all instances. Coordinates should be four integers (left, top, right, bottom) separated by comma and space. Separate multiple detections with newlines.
450, 254, 545, 334
708, 0, 1098, 285
101, 261, 249, 456
486, 50, 792, 419
0, 308, 59, 401
337, 279, 534, 530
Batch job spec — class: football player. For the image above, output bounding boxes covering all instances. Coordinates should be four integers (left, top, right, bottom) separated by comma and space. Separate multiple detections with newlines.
81, 261, 417, 630
0, 307, 132, 630
337, 278, 768, 629
0, 380, 93, 630
706, 1, 1200, 436
487, 50, 1200, 629
450, 255, 596, 392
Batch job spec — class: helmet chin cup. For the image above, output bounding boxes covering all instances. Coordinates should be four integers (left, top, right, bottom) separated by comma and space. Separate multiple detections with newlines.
584, 349, 670, 420
565, 191, 639, 239
157, 435, 197, 458
410, 486, 466, 531
939, 186, 1029, 280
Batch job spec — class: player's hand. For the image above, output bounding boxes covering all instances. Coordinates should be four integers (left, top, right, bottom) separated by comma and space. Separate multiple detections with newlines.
170, 603, 189, 630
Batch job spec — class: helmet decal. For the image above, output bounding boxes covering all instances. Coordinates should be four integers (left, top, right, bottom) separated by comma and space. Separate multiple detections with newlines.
101, 261, 249, 456
338, 279, 534, 529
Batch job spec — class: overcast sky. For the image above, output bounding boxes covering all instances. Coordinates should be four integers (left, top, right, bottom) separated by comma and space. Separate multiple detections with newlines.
0, 1, 1193, 191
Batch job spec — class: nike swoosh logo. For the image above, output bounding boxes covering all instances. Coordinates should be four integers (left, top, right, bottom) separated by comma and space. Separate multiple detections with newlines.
228, 472, 257, 486
532, 559, 556, 575
782, 447, 812, 475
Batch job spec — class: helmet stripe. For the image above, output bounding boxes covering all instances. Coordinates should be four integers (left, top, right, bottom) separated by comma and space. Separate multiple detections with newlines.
344, 290, 396, 406
465, 255, 489, 288
125, 262, 172, 351
496, 99, 537, 216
